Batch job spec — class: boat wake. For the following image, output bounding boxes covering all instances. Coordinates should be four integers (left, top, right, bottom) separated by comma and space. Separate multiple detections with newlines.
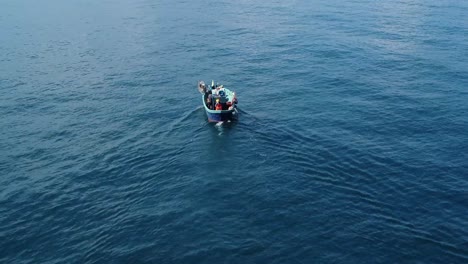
161, 106, 205, 138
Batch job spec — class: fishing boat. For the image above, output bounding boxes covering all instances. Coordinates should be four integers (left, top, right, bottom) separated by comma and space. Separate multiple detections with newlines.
198, 80, 238, 122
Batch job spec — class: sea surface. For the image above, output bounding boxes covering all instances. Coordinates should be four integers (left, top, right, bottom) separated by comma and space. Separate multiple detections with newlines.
1, 0, 467, 263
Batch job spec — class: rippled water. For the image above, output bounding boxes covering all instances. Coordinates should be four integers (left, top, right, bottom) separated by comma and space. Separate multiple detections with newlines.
1, 0, 467, 263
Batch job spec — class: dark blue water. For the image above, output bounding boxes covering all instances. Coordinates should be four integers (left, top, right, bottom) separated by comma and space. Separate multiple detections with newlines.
1, 0, 468, 263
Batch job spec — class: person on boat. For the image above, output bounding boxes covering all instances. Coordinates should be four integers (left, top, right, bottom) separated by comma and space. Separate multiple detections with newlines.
213, 85, 221, 96
215, 98, 222, 110
206, 94, 212, 109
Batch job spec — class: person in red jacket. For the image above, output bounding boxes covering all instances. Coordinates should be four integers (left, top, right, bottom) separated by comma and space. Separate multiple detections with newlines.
215, 98, 222, 110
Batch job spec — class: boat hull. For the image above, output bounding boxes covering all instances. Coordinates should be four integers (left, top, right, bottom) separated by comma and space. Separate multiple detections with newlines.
205, 109, 236, 122
198, 81, 238, 122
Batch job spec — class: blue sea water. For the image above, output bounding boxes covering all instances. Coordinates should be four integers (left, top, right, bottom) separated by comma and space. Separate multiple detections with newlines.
1, 0, 468, 263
